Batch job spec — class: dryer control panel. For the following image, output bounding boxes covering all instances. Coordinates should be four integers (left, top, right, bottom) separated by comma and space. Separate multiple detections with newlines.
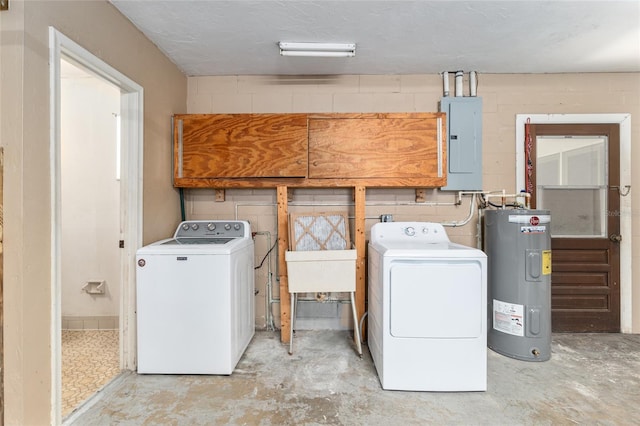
371, 222, 451, 244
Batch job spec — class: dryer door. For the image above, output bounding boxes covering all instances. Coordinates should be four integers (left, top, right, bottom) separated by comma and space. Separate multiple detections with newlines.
389, 259, 483, 338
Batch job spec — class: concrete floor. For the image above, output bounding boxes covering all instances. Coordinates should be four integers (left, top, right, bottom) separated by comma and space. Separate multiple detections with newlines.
65, 330, 640, 425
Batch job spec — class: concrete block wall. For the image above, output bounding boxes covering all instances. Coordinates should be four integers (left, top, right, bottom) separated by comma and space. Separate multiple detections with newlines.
185, 72, 640, 331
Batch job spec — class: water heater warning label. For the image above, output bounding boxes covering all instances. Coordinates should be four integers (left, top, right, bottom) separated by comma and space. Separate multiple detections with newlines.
520, 225, 546, 234
493, 299, 524, 336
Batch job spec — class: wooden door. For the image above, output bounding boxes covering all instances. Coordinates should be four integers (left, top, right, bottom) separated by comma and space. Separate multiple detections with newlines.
528, 124, 620, 332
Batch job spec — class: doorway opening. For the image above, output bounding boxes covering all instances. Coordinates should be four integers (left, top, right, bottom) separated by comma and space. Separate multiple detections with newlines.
50, 28, 143, 424
59, 58, 122, 416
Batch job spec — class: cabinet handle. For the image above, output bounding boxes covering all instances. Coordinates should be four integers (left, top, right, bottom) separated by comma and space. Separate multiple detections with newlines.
177, 119, 184, 178
436, 116, 443, 178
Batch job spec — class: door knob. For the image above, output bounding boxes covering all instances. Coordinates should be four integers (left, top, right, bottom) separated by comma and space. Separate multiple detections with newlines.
609, 234, 622, 242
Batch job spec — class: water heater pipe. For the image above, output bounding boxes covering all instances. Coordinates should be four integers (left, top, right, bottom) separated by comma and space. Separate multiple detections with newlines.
478, 191, 531, 209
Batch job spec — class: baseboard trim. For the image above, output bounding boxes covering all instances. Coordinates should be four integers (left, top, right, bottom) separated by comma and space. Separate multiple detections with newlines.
62, 316, 119, 330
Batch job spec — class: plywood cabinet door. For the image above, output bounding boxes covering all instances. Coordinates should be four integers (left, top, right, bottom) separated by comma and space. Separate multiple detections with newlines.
174, 114, 308, 179
308, 113, 445, 182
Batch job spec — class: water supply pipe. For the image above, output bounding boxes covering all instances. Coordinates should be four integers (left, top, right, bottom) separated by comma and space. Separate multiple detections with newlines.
481, 190, 531, 209
253, 230, 276, 330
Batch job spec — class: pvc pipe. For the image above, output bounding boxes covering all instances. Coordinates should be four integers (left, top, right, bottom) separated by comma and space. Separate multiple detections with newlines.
469, 71, 477, 97
441, 193, 477, 227
254, 231, 276, 330
455, 71, 464, 97
442, 72, 450, 97
233, 200, 461, 219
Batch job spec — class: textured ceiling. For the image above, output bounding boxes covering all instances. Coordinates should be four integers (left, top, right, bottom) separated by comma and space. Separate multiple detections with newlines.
110, 0, 640, 76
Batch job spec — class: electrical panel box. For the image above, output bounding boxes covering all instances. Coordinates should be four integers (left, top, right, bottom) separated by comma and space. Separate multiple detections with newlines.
440, 97, 483, 190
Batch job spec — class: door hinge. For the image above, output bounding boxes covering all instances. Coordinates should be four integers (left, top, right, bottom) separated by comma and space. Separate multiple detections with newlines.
119, 240, 125, 248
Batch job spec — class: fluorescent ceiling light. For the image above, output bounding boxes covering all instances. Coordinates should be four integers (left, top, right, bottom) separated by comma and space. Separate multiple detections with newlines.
279, 42, 356, 58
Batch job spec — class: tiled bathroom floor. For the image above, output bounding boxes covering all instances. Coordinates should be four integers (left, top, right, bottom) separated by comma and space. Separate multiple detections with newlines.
62, 330, 120, 418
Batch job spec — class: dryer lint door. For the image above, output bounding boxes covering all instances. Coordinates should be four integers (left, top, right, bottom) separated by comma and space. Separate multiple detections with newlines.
389, 260, 483, 338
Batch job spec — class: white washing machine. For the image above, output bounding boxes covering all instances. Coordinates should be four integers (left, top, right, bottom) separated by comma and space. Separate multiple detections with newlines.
368, 222, 487, 391
136, 220, 254, 375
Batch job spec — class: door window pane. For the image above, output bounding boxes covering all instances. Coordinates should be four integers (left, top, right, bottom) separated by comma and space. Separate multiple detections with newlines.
536, 136, 607, 237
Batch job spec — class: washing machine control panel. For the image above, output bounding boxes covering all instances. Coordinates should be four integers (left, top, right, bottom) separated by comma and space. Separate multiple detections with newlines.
173, 220, 250, 239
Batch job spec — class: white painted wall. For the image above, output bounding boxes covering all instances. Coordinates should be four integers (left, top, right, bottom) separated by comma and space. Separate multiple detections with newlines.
60, 67, 120, 321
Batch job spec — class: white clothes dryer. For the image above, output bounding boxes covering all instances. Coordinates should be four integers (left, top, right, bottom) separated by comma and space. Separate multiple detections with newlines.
368, 222, 487, 391
136, 220, 254, 375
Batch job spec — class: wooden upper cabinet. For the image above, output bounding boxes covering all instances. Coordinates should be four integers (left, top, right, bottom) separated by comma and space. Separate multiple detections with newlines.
174, 114, 308, 179
173, 112, 447, 188
308, 113, 445, 180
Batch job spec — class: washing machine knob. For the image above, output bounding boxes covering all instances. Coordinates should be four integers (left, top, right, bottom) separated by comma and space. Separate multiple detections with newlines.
404, 226, 416, 236
191, 223, 199, 231
233, 223, 241, 230
224, 223, 231, 230
422, 227, 429, 234
207, 223, 216, 231
181, 223, 190, 231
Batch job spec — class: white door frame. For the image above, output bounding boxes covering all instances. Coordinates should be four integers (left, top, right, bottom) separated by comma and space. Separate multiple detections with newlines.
516, 113, 632, 333
49, 27, 143, 423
